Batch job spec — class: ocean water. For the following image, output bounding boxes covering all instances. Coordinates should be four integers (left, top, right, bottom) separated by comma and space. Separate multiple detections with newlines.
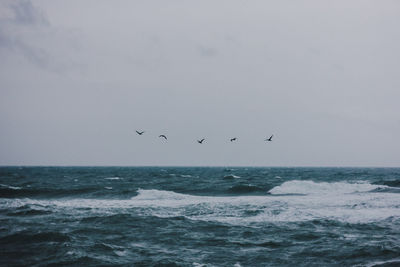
1, 167, 400, 267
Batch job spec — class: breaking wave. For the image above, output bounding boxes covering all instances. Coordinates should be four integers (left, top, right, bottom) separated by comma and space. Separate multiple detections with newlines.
1, 180, 399, 225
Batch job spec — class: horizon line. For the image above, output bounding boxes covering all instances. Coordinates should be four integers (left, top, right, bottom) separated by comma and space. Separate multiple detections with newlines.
0, 165, 399, 168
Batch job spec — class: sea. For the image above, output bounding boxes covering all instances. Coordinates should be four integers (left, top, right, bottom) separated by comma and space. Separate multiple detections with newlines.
1, 167, 400, 267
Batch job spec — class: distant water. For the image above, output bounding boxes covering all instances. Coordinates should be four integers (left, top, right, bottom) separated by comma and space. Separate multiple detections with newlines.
1, 167, 400, 266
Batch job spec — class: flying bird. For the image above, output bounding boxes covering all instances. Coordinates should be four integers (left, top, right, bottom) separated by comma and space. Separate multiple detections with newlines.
197, 138, 205, 144
136, 131, 145, 135
159, 135, 167, 140
265, 135, 273, 141
230, 138, 237, 142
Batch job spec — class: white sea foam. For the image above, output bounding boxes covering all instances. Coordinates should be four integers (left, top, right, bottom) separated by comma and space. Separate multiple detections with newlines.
134, 189, 196, 202
1, 181, 399, 225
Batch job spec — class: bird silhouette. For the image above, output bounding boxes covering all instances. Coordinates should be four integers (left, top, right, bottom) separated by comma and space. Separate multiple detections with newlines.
265, 135, 273, 141
159, 135, 167, 140
230, 137, 237, 142
136, 131, 145, 135
197, 138, 205, 144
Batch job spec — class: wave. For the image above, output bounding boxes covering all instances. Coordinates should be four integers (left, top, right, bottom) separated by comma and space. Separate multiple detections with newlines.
268, 180, 387, 195
2, 181, 400, 225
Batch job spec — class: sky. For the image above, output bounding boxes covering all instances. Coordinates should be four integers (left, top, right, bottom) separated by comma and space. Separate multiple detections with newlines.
0, 0, 399, 167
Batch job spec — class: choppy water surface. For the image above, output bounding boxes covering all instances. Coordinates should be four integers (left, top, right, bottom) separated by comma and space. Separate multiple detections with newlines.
1, 167, 400, 266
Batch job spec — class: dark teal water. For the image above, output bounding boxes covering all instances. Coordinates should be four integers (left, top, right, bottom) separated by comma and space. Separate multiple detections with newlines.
1, 167, 400, 266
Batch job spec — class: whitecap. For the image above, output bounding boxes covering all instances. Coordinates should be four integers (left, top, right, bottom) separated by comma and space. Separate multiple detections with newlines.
114, 250, 127, 257
0, 184, 22, 190
104, 177, 122, 180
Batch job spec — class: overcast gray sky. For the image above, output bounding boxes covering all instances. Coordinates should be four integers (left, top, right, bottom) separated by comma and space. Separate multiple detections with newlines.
0, 0, 399, 166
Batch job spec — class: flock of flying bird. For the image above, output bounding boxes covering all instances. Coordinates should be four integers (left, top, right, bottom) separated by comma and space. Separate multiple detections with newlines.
135, 131, 274, 143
